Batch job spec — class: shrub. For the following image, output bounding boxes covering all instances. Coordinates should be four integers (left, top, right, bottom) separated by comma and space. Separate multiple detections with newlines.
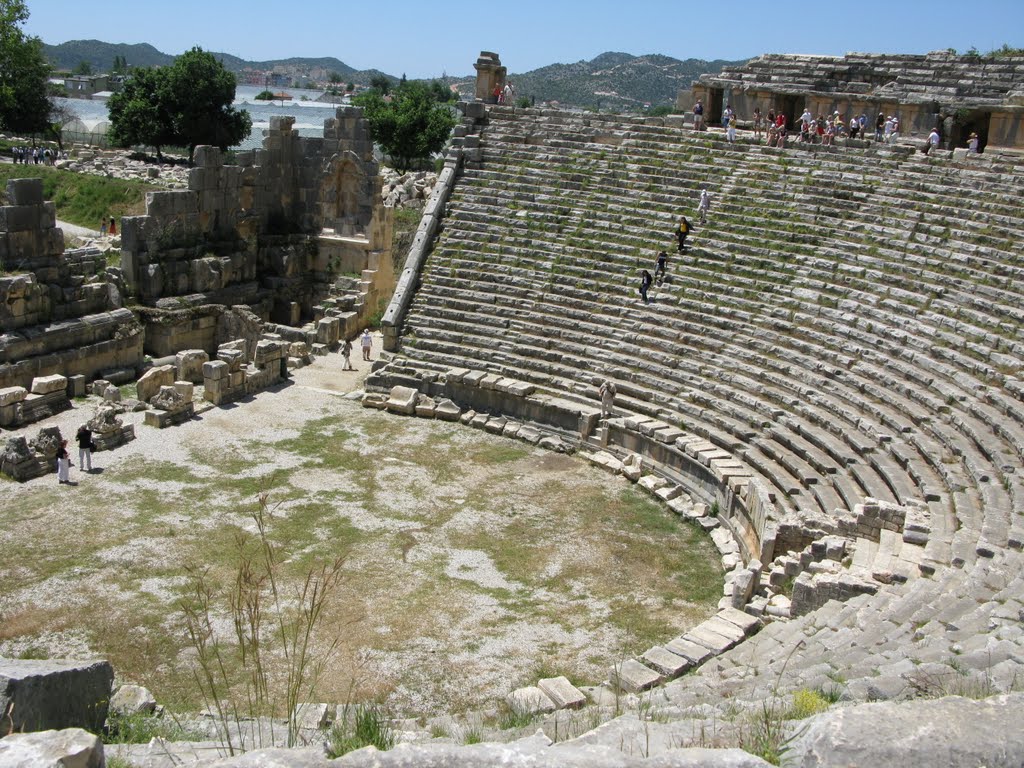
326, 704, 395, 757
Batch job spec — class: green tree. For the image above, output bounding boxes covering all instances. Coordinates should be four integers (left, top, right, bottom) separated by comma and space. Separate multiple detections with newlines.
111, 54, 128, 75
164, 47, 251, 158
0, 0, 54, 139
354, 80, 456, 171
328, 71, 343, 84
108, 47, 251, 161
369, 73, 392, 96
428, 80, 456, 103
73, 60, 93, 76
107, 66, 175, 158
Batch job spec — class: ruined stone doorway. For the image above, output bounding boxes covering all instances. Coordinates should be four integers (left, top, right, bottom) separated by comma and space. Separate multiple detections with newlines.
951, 110, 991, 153
774, 95, 799, 130
707, 88, 724, 126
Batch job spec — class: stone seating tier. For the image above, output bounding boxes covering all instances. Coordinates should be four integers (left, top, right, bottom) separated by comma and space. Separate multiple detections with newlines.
380, 107, 1024, 584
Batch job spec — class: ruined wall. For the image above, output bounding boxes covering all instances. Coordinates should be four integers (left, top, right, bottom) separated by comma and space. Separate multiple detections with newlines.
118, 107, 394, 354
0, 180, 144, 391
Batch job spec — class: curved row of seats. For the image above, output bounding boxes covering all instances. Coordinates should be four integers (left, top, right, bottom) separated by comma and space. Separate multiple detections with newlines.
389, 106, 1024, 575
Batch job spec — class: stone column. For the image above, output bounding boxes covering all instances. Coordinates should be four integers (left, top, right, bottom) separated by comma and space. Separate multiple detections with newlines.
474, 51, 506, 103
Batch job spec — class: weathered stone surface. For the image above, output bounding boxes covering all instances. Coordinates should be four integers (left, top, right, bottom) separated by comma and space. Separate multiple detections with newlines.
506, 686, 556, 715
176, 349, 210, 383
434, 398, 461, 421
0, 386, 28, 406
0, 728, 104, 768
787, 694, 1024, 768
291, 702, 335, 731
611, 659, 662, 693
537, 676, 586, 709
196, 746, 333, 767
109, 683, 156, 717
29, 374, 67, 395
0, 658, 113, 733
385, 385, 418, 415
136, 365, 176, 402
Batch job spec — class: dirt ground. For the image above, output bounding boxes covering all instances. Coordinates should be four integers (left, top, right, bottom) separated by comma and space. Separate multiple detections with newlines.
0, 341, 722, 717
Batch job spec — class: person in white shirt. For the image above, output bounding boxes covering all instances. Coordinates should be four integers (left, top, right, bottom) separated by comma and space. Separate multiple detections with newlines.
967, 132, 980, 153
925, 127, 940, 154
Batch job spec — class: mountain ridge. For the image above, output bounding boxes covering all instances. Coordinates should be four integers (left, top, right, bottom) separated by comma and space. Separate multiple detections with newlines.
41, 40, 744, 108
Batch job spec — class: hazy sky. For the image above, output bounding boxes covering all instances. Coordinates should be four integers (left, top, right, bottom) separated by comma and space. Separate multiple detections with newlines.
22, 0, 1024, 78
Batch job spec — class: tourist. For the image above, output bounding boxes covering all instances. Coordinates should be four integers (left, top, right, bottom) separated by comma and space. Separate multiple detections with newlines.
76, 424, 94, 473
875, 113, 885, 142
493, 83, 502, 104
858, 113, 868, 139
675, 216, 690, 252
849, 116, 860, 139
722, 103, 734, 129
777, 122, 787, 149
924, 127, 940, 154
598, 379, 616, 418
100, 218, 108, 237
109, 217, 117, 236
342, 338, 354, 370
639, 269, 653, 304
822, 120, 834, 147
753, 107, 763, 142
883, 115, 895, 143
361, 328, 373, 361
889, 117, 900, 144
698, 189, 711, 225
967, 132, 980, 153
693, 99, 704, 131
766, 109, 776, 131
815, 114, 826, 144
655, 250, 668, 280
725, 111, 737, 144
503, 81, 514, 105
766, 121, 779, 148
56, 439, 71, 484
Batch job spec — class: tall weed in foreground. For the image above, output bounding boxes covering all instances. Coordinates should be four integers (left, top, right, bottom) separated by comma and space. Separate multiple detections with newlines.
179, 490, 345, 754
326, 704, 395, 757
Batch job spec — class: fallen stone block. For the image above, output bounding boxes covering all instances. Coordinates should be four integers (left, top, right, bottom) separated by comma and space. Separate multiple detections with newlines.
110, 684, 157, 717
385, 386, 418, 416
611, 659, 662, 693
434, 399, 461, 421
537, 676, 586, 710
506, 686, 556, 716
664, 636, 714, 666
0, 386, 27, 407
0, 658, 113, 733
136, 365, 175, 402
0, 728, 104, 768
30, 374, 67, 396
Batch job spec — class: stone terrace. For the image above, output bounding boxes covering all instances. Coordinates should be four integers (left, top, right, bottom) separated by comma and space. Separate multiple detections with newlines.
370, 104, 1024, 720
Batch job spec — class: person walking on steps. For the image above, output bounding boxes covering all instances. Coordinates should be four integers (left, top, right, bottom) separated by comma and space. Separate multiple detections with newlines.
655, 250, 668, 280
598, 379, 616, 418
698, 189, 711, 226
76, 424, 94, 473
676, 216, 690, 252
361, 328, 373, 361
342, 338, 354, 370
639, 269, 653, 304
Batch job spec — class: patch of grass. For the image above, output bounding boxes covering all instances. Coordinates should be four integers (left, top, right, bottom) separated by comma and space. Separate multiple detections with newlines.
326, 704, 395, 757
104, 711, 200, 744
0, 164, 158, 228
462, 725, 483, 744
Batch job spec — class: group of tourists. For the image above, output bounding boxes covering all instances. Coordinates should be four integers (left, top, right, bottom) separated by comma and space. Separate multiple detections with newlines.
99, 216, 117, 237
494, 81, 516, 104
692, 99, 981, 153
10, 146, 66, 165
638, 189, 712, 304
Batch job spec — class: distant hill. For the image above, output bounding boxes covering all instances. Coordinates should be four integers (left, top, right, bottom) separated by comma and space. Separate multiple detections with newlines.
501, 52, 747, 110
41, 40, 363, 81
42, 42, 743, 110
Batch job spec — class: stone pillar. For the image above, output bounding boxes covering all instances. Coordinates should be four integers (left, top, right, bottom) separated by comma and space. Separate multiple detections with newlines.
474, 51, 506, 103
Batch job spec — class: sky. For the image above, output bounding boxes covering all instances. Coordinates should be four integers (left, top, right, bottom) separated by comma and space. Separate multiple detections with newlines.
22, 0, 1024, 79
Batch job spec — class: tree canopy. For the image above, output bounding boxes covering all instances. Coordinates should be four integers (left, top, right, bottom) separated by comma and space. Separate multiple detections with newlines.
0, 0, 55, 138
354, 80, 456, 171
108, 46, 251, 161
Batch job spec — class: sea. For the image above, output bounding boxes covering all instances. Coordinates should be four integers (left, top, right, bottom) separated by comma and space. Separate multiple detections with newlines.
56, 84, 348, 150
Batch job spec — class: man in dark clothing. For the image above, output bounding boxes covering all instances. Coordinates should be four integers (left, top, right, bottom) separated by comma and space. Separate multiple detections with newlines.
76, 424, 94, 473
676, 217, 691, 252
655, 251, 668, 280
